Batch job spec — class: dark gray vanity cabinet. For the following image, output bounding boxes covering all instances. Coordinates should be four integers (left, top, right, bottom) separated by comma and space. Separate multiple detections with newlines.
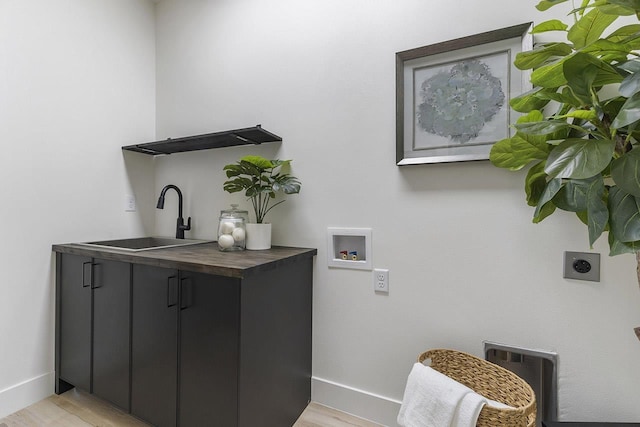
54, 243, 316, 427
56, 253, 131, 411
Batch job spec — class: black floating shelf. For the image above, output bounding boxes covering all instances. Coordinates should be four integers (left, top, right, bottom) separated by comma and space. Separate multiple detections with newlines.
122, 125, 282, 155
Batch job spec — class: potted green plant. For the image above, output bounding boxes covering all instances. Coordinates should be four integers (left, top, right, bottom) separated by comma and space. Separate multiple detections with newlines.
223, 155, 301, 249
489, 0, 640, 339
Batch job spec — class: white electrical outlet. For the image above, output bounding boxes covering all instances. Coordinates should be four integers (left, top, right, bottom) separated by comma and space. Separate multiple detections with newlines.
125, 194, 137, 212
374, 268, 389, 294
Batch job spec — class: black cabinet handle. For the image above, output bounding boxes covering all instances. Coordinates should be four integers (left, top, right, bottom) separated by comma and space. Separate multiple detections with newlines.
82, 262, 92, 288
91, 263, 101, 289
167, 276, 178, 307
180, 277, 192, 310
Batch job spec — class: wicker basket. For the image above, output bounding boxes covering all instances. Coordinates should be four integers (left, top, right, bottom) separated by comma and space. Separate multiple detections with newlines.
418, 349, 536, 427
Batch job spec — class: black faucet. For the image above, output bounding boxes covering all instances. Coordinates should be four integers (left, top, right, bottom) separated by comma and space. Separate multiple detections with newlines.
156, 184, 191, 239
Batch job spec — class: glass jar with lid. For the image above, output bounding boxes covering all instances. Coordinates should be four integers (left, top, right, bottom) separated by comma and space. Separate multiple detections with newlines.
217, 204, 247, 251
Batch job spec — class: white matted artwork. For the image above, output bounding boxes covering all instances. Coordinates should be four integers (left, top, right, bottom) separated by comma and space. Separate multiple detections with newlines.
396, 23, 533, 165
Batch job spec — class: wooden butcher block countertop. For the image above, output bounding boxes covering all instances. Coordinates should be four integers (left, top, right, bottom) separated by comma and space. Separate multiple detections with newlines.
52, 241, 317, 279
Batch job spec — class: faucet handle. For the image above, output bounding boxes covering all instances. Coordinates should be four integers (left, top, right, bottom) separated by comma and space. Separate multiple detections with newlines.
181, 217, 191, 231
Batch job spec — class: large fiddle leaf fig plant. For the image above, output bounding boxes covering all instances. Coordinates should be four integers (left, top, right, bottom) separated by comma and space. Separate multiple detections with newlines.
489, 0, 640, 338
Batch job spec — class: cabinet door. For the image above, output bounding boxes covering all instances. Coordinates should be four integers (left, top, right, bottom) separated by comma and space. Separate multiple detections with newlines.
131, 264, 178, 427
92, 259, 131, 411
238, 258, 313, 427
58, 253, 92, 392
179, 272, 239, 427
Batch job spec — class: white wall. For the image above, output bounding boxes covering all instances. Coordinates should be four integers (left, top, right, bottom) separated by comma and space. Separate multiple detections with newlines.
2, 0, 638, 424
0, 0, 156, 418
155, 0, 640, 425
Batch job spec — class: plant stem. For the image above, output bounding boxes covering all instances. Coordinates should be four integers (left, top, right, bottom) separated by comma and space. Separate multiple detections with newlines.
251, 192, 260, 223
633, 251, 640, 340
636, 251, 640, 289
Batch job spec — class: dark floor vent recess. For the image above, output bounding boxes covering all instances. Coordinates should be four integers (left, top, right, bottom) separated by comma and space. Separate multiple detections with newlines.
484, 341, 558, 426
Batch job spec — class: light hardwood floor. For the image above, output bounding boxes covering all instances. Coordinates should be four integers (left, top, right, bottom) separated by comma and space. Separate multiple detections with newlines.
0, 389, 383, 427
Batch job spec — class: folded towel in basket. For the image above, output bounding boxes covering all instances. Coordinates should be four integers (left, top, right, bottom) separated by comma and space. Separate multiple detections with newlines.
451, 392, 486, 426
397, 362, 502, 427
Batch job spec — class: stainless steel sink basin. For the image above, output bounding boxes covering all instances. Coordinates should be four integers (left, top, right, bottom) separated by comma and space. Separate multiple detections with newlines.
78, 237, 212, 252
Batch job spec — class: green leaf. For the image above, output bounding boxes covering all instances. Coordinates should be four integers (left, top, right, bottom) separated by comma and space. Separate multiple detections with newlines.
609, 185, 640, 241
563, 53, 622, 103
619, 71, 640, 97
514, 42, 573, 69
490, 111, 551, 170
600, 52, 631, 64
603, 96, 627, 121
606, 0, 640, 13
554, 179, 590, 212
555, 176, 607, 246
620, 33, 640, 51
534, 201, 557, 223
586, 175, 608, 245
531, 58, 569, 88
567, 8, 618, 49
611, 148, 640, 196
553, 174, 607, 245
536, 87, 582, 107
608, 232, 640, 255
532, 20, 569, 33
490, 137, 532, 170
581, 39, 632, 57
618, 58, 640, 73
576, 210, 589, 225
241, 155, 273, 170
514, 120, 572, 135
525, 161, 548, 206
536, 0, 569, 11
545, 138, 616, 178
556, 109, 598, 121
597, 3, 638, 15
270, 158, 293, 172
606, 24, 640, 43
272, 174, 301, 194
512, 134, 552, 158
222, 176, 253, 194
591, 63, 623, 86
612, 92, 640, 128
509, 87, 552, 112
534, 178, 562, 222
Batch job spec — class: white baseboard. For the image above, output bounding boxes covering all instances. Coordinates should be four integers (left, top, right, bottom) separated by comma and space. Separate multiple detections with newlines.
0, 372, 54, 419
311, 376, 402, 427
1, 373, 400, 425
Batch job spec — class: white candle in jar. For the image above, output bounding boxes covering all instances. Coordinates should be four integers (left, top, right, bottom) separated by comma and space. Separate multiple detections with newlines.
218, 234, 234, 248
232, 227, 245, 242
220, 221, 235, 234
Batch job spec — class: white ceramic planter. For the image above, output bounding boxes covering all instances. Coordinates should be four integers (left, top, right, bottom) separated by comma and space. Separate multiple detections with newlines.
245, 223, 271, 250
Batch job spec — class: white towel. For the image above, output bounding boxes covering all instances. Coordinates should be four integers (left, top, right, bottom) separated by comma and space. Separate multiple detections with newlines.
397, 363, 513, 427
451, 392, 486, 427
397, 363, 476, 427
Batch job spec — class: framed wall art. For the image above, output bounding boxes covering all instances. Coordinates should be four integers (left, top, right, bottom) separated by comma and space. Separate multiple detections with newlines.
396, 23, 533, 165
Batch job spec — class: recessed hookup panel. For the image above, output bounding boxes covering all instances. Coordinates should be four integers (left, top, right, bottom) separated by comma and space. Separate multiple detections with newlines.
563, 251, 600, 282
326, 227, 372, 270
